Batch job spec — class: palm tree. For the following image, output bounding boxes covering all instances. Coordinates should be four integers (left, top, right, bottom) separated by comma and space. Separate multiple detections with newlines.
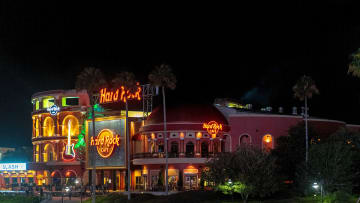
293, 75, 319, 164
112, 71, 138, 200
348, 48, 360, 77
75, 67, 106, 203
148, 64, 176, 195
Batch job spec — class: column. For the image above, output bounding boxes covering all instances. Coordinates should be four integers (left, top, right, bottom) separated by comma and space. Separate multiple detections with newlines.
195, 139, 201, 158
180, 139, 185, 158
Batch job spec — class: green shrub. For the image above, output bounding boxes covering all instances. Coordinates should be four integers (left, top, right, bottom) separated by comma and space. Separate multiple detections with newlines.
323, 191, 354, 203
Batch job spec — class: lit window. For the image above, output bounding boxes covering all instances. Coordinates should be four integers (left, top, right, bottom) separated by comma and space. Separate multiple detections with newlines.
35, 119, 40, 137
35, 100, 40, 110
42, 97, 55, 108
62, 97, 79, 107
62, 115, 79, 136
43, 117, 55, 137
262, 134, 273, 152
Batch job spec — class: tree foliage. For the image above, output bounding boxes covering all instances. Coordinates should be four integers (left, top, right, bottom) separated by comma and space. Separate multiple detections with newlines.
293, 75, 319, 101
75, 67, 107, 104
148, 63, 177, 89
271, 122, 319, 182
349, 48, 360, 77
205, 146, 279, 202
305, 128, 360, 194
112, 71, 138, 93
218, 181, 252, 203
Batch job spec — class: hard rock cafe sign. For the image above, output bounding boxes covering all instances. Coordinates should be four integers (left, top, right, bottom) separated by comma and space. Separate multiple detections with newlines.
203, 121, 223, 137
99, 83, 142, 104
90, 129, 120, 158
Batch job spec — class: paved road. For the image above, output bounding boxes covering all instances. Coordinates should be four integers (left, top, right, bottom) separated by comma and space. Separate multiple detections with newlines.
41, 196, 88, 203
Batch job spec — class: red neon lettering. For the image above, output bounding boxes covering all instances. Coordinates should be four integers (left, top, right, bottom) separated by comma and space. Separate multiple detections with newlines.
99, 84, 142, 104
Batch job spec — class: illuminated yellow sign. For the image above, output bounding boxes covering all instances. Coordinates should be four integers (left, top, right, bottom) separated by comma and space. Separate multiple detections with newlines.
203, 121, 223, 137
90, 129, 120, 158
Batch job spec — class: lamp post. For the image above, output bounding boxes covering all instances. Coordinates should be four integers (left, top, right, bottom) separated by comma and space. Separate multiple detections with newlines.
312, 182, 323, 203
228, 179, 233, 202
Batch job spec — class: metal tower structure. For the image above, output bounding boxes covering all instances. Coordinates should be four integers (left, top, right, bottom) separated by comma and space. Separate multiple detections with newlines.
142, 84, 156, 119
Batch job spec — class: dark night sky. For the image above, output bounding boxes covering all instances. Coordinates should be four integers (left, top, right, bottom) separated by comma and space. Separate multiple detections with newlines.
1, 1, 360, 147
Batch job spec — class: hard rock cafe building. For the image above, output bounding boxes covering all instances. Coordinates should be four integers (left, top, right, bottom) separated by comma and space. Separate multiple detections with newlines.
2, 88, 360, 191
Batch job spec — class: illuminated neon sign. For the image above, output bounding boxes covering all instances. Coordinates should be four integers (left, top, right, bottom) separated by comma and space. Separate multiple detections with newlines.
0, 163, 26, 171
203, 121, 223, 136
99, 83, 141, 104
63, 120, 76, 161
90, 129, 120, 158
47, 105, 60, 115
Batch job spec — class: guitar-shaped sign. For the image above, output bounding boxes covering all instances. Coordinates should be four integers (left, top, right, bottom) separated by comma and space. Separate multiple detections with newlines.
63, 120, 76, 161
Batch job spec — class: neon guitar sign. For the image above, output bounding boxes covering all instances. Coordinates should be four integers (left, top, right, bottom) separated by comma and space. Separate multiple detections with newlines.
63, 120, 76, 161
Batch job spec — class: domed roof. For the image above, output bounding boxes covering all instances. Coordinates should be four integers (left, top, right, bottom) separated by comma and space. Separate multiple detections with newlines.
146, 103, 228, 125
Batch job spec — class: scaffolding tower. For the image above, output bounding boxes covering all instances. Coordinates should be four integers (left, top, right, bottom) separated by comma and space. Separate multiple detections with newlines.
142, 84, 156, 119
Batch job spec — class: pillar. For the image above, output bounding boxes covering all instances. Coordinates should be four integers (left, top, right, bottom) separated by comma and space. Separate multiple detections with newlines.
195, 139, 201, 157
180, 139, 185, 157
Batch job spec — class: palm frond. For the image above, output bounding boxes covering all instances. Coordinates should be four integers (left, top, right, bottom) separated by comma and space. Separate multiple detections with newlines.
148, 64, 177, 90
349, 48, 360, 77
293, 75, 319, 100
75, 67, 107, 103
112, 71, 138, 92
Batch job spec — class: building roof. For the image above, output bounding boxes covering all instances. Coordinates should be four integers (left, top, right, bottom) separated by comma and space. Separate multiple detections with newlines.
146, 103, 229, 125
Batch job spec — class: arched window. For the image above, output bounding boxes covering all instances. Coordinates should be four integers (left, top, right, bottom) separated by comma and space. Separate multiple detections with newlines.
43, 117, 55, 137
186, 142, 194, 157
51, 171, 62, 186
43, 144, 56, 162
262, 134, 273, 152
239, 134, 251, 145
214, 141, 219, 153
170, 142, 179, 157
158, 142, 164, 153
201, 142, 209, 157
65, 170, 77, 185
35, 119, 40, 137
62, 115, 79, 136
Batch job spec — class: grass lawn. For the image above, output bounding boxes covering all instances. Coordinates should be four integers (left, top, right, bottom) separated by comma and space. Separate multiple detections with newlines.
83, 192, 359, 203
0, 195, 41, 203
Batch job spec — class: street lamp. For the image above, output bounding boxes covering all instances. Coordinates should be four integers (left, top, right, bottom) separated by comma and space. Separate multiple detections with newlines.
312, 182, 319, 189
228, 179, 233, 201
312, 182, 323, 203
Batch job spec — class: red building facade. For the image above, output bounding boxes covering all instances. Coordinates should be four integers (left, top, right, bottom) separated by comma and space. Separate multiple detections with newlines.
132, 103, 360, 191
28, 90, 90, 187
22, 89, 360, 192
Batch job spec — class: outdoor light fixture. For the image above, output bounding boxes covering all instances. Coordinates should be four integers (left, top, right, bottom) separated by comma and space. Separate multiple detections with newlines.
75, 179, 79, 184
228, 179, 232, 185
312, 182, 319, 189
65, 186, 70, 192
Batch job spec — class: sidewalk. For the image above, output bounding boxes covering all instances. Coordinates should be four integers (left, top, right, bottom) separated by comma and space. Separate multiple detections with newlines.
41, 196, 88, 203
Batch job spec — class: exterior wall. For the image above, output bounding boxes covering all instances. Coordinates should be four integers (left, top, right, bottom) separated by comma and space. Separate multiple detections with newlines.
229, 114, 347, 150
29, 90, 89, 187
346, 124, 360, 132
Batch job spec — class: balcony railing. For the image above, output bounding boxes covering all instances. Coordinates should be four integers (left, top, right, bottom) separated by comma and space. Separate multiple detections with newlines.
131, 152, 224, 159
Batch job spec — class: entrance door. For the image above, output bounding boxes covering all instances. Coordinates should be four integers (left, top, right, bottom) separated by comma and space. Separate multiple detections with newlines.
184, 175, 197, 190
143, 175, 148, 191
